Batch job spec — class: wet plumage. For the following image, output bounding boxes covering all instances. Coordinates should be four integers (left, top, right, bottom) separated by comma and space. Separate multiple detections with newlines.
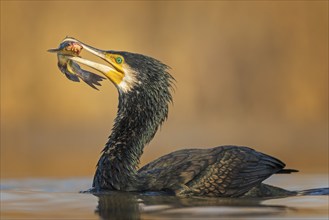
138, 146, 296, 197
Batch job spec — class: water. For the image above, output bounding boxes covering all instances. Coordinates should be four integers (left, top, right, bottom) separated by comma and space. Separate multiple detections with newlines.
1, 174, 328, 219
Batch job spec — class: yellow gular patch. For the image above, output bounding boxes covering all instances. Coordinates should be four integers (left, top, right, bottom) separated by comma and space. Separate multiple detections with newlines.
107, 69, 124, 85
101, 54, 125, 86
103, 53, 138, 92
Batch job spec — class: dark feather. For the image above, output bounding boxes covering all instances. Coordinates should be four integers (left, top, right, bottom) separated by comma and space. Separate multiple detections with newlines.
138, 146, 295, 197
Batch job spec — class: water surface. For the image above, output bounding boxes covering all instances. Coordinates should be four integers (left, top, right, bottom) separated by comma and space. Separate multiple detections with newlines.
1, 174, 328, 219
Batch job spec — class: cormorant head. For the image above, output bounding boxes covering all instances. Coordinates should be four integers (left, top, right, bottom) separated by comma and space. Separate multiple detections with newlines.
50, 37, 174, 94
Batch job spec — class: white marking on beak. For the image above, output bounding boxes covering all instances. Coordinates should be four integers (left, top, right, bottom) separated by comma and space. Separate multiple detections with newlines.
69, 57, 113, 74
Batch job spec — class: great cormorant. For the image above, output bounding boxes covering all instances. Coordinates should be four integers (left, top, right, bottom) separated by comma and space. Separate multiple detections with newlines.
49, 37, 310, 198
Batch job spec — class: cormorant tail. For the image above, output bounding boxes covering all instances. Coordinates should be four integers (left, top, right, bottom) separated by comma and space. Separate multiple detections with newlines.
277, 169, 299, 174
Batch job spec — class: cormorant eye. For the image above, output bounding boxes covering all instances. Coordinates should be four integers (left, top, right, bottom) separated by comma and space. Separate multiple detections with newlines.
116, 57, 123, 64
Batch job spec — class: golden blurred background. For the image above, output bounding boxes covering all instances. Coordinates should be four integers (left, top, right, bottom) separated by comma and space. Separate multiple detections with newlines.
1, 1, 328, 179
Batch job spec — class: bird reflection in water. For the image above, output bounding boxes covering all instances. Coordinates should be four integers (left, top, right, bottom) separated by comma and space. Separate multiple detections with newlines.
94, 192, 290, 220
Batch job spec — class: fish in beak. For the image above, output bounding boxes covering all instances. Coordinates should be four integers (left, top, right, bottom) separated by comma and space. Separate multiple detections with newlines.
48, 39, 105, 90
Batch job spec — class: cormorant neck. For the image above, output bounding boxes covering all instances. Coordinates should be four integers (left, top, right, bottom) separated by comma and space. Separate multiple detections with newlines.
93, 83, 172, 191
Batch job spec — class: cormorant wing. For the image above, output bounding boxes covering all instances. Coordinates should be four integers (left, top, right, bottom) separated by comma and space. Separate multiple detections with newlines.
138, 146, 290, 197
